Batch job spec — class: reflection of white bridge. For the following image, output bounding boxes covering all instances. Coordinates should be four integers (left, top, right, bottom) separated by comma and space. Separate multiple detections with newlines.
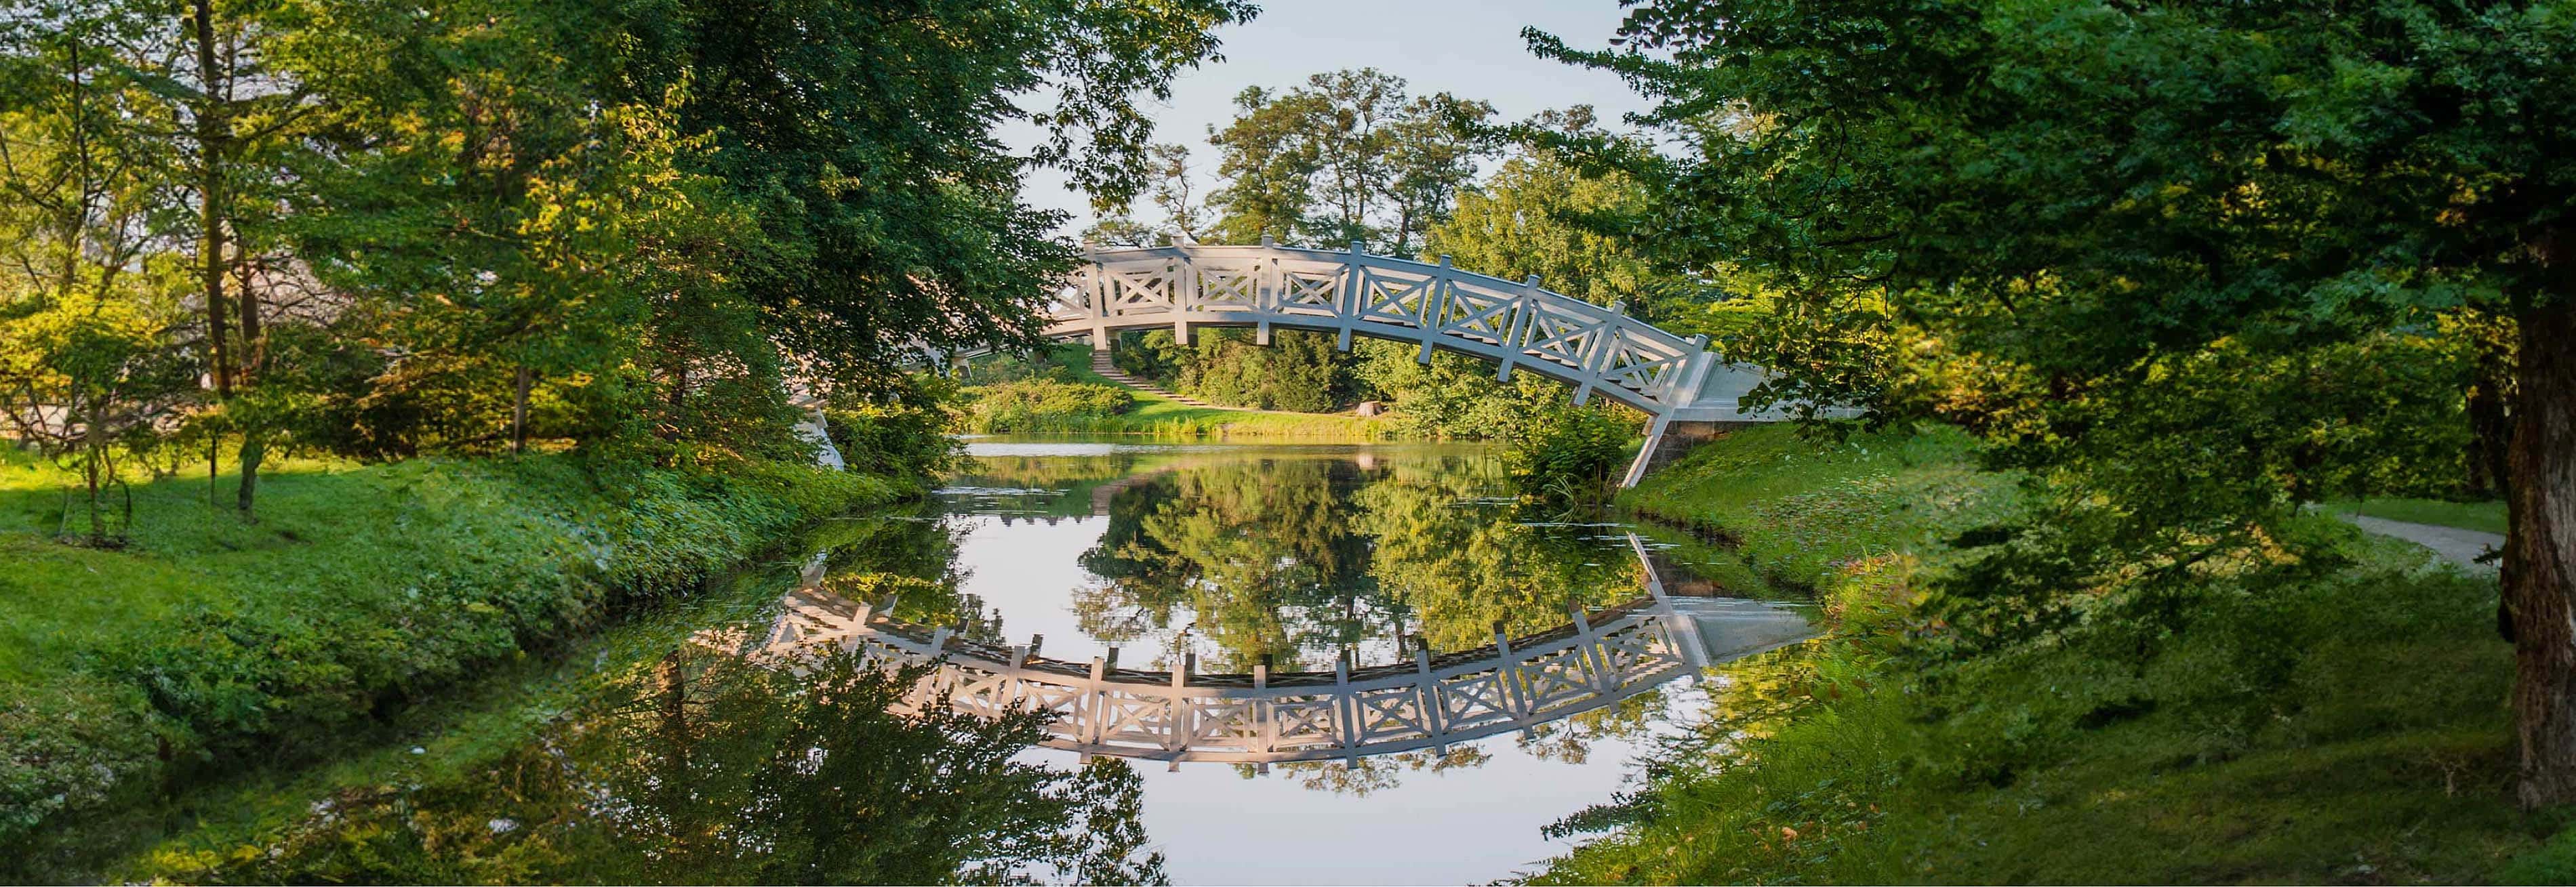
746, 537, 1811, 764
964, 243, 1826, 485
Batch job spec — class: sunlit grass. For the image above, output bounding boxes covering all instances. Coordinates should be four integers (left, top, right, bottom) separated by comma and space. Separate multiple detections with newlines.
0, 444, 897, 874
973, 344, 1405, 440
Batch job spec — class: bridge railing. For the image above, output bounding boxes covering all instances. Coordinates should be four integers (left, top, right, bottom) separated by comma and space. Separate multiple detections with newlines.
1051, 243, 1719, 415
762, 590, 1696, 764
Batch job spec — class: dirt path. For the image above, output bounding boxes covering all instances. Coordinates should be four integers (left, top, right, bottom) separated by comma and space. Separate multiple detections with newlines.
2337, 513, 2505, 573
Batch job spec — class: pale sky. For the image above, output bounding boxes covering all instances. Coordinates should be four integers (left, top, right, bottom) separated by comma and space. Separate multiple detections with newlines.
1007, 0, 1654, 235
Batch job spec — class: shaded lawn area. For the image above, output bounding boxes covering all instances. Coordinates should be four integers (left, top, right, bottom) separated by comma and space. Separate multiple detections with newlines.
1545, 423, 2567, 884
2327, 495, 2510, 536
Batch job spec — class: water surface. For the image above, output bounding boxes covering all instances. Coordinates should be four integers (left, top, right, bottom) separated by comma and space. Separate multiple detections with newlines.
891, 437, 1803, 884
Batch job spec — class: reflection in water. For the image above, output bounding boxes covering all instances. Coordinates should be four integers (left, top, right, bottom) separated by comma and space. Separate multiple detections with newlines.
880, 442, 1809, 799
163, 619, 1166, 883
170, 439, 1809, 886
941, 442, 1651, 672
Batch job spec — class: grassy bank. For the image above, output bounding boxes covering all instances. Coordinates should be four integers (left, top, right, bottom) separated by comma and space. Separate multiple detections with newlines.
0, 446, 900, 864
986, 390, 1405, 439
1550, 424, 2560, 884
954, 344, 1404, 440
85, 513, 871, 882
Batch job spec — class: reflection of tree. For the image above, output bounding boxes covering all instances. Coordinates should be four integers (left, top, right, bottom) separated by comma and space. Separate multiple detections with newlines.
1514, 686, 1666, 765
1350, 468, 1645, 651
1239, 745, 1495, 798
1068, 452, 1659, 674
1075, 458, 1387, 670
186, 646, 1165, 884
817, 505, 1005, 643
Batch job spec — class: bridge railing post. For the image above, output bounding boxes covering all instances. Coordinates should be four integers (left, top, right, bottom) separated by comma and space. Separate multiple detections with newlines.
1416, 255, 1452, 363
1570, 604, 1616, 694
1255, 654, 1276, 756
1165, 653, 1192, 755
1335, 241, 1365, 352
1333, 651, 1359, 762
1256, 235, 1279, 345
1495, 274, 1539, 382
1411, 636, 1447, 743
1659, 334, 1712, 405
1493, 620, 1532, 722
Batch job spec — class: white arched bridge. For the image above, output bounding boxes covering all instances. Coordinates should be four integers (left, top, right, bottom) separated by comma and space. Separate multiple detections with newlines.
721, 536, 1812, 766
1016, 241, 1805, 486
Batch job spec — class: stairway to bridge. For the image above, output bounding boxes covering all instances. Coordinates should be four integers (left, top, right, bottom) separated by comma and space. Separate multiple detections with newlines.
1086, 350, 1226, 409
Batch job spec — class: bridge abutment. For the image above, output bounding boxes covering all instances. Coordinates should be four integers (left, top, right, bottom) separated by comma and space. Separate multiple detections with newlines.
1623, 420, 1763, 487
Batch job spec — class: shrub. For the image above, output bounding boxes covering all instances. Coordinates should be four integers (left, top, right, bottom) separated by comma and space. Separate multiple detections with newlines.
957, 379, 1133, 433
1503, 404, 1634, 507
824, 401, 961, 482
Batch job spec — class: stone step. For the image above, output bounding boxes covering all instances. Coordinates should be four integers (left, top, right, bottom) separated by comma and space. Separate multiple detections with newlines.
1087, 350, 1221, 407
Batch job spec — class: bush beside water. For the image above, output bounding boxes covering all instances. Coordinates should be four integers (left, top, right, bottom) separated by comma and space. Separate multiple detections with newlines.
955, 379, 1136, 433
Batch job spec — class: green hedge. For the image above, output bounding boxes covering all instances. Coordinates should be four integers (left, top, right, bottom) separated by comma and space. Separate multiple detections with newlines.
955, 379, 1133, 433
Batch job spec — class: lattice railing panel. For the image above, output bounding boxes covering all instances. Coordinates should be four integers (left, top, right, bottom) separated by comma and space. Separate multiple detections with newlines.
1026, 244, 1733, 417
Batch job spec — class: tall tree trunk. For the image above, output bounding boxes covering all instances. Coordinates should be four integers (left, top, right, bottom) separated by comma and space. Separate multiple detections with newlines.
235, 434, 263, 516
83, 392, 108, 544
512, 365, 532, 455
192, 0, 232, 400
2510, 292, 2576, 808
235, 259, 263, 373
2468, 311, 2516, 500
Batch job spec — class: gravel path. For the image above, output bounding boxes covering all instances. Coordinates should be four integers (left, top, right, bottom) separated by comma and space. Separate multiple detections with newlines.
2337, 513, 2505, 573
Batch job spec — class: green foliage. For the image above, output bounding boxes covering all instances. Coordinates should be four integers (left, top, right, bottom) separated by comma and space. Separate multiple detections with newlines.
1153, 329, 1350, 411
824, 400, 963, 483
613, 0, 1255, 398
1424, 140, 1697, 322
0, 674, 158, 842
957, 379, 1135, 434
0, 449, 895, 852
1500, 403, 1632, 508
1548, 425, 2543, 884
3, 0, 1253, 508
1532, 0, 2572, 652
129, 646, 1167, 885
1205, 68, 1499, 252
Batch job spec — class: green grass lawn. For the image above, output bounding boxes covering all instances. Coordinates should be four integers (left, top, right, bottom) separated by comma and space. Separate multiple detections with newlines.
0, 445, 895, 863
963, 344, 1405, 440
1544, 424, 2565, 884
2327, 495, 2510, 535
1617, 423, 2023, 602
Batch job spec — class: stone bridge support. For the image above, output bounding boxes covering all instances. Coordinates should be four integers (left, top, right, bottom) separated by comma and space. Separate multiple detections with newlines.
1622, 420, 1763, 487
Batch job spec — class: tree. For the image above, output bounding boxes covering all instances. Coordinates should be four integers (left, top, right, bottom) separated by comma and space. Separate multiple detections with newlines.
1424, 120, 1694, 321
1535, 0, 2576, 804
1205, 84, 1323, 244
184, 646, 1169, 884
1205, 68, 1496, 251
614, 0, 1256, 399
0, 1, 197, 543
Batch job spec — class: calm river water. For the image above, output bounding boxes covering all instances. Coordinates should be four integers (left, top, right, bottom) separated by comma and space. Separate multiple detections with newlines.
125, 436, 1807, 885
912, 437, 1803, 884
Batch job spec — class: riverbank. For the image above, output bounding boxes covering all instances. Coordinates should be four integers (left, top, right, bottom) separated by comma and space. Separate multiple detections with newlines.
953, 344, 1404, 440
0, 447, 902, 872
1547, 424, 2565, 883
